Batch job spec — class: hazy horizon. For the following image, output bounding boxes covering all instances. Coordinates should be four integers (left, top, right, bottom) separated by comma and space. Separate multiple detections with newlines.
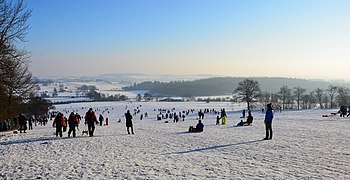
26, 0, 350, 80
35, 72, 350, 83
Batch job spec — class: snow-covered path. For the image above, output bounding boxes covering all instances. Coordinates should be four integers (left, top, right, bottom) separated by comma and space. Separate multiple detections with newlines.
1, 102, 350, 179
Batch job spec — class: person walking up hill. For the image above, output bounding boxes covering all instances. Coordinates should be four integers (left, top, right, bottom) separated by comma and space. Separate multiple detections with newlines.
18, 114, 27, 133
125, 110, 134, 135
85, 108, 98, 137
68, 112, 78, 137
53, 113, 64, 137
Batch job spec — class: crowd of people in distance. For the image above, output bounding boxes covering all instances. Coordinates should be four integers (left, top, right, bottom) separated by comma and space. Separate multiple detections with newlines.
3, 102, 275, 141
186, 103, 274, 141
0, 114, 50, 133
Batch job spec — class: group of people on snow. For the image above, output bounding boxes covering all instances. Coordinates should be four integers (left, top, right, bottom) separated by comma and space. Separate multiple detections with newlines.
52, 108, 104, 137
53, 103, 274, 140
236, 110, 253, 126
188, 103, 274, 141
9, 101, 274, 141
0, 114, 49, 133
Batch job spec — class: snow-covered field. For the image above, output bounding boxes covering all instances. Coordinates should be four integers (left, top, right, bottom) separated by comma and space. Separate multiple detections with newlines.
38, 81, 148, 102
1, 102, 350, 179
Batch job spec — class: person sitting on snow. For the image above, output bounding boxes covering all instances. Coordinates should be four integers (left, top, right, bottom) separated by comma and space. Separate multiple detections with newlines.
237, 120, 244, 126
244, 112, 253, 126
189, 120, 204, 132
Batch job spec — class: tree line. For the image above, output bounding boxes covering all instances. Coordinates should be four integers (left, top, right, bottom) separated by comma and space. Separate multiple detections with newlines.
124, 77, 350, 97
234, 79, 346, 110
130, 78, 349, 112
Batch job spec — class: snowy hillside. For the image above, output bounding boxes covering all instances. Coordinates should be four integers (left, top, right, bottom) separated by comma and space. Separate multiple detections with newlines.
37, 81, 145, 103
1, 102, 349, 179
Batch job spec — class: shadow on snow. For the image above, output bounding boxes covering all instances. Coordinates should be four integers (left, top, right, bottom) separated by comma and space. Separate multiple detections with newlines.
0, 135, 102, 146
0, 137, 67, 146
0, 133, 132, 146
168, 139, 264, 155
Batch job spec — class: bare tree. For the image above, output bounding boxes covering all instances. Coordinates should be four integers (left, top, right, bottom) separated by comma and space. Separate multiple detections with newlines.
315, 88, 324, 108
308, 91, 316, 109
301, 94, 310, 109
337, 87, 350, 107
21, 95, 54, 117
287, 94, 295, 109
234, 79, 261, 110
327, 85, 338, 108
293, 87, 306, 110
323, 96, 329, 109
278, 85, 292, 110
258, 91, 271, 108
271, 93, 279, 104
0, 0, 31, 59
0, 0, 35, 120
0, 56, 36, 118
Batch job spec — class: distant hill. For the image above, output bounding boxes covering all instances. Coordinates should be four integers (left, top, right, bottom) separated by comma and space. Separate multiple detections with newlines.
123, 77, 350, 97
94, 73, 219, 83
36, 73, 219, 84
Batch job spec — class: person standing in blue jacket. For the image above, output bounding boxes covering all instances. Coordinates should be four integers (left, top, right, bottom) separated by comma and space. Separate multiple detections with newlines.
264, 103, 274, 140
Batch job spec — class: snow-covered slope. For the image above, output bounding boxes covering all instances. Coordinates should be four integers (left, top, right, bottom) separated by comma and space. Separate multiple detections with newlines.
1, 102, 349, 179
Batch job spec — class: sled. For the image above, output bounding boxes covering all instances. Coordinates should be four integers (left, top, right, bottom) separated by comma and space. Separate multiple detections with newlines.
188, 130, 203, 133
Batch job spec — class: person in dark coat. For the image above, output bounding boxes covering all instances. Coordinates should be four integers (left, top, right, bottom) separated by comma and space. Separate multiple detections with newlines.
125, 110, 134, 134
198, 110, 202, 119
189, 120, 204, 132
68, 112, 78, 137
196, 120, 204, 131
18, 113, 27, 133
237, 120, 244, 126
242, 109, 246, 118
53, 112, 64, 137
99, 114, 104, 126
28, 117, 33, 130
243, 111, 253, 126
264, 103, 274, 140
85, 108, 98, 137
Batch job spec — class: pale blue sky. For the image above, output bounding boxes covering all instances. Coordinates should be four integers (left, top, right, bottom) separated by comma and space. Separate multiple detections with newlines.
25, 0, 350, 79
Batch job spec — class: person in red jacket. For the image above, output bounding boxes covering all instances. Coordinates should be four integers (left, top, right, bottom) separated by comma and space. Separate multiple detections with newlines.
85, 108, 98, 137
53, 112, 64, 137
105, 118, 109, 125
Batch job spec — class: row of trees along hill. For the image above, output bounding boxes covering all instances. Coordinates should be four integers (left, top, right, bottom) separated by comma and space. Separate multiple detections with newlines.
0, 0, 52, 124
78, 85, 129, 102
123, 77, 350, 97
234, 79, 347, 110
126, 78, 350, 110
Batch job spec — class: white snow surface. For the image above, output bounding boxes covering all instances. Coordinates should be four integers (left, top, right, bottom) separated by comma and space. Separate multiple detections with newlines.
1, 102, 350, 179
